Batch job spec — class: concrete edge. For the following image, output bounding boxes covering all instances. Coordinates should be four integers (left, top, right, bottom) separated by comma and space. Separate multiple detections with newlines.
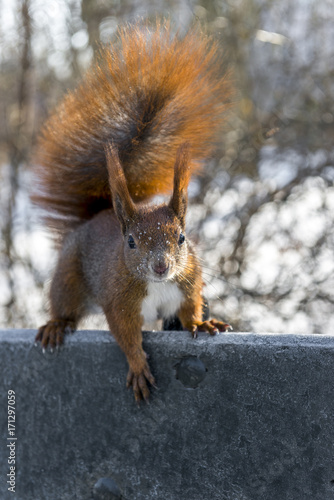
1, 328, 334, 348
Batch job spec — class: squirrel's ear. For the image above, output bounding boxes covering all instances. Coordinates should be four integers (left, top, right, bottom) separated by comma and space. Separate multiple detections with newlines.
169, 143, 191, 229
105, 143, 136, 234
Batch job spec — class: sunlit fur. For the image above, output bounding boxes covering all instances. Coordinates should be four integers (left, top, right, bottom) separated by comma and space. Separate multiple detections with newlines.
141, 281, 184, 323
31, 20, 232, 236
33, 22, 233, 402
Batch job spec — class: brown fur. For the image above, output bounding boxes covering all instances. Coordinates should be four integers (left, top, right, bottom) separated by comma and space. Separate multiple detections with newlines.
31, 20, 232, 236
34, 22, 233, 402
36, 147, 231, 402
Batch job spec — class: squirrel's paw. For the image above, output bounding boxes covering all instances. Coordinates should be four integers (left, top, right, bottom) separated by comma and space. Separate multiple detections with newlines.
189, 319, 232, 339
126, 364, 156, 404
35, 320, 75, 349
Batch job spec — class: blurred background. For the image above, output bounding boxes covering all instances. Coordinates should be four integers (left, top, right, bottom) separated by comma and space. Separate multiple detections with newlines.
0, 0, 333, 333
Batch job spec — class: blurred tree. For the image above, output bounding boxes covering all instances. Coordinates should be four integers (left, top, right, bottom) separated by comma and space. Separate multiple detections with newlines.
0, 0, 33, 325
0, 0, 333, 334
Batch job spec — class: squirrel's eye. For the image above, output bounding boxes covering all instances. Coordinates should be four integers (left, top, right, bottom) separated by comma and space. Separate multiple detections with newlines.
128, 235, 136, 249
178, 232, 185, 245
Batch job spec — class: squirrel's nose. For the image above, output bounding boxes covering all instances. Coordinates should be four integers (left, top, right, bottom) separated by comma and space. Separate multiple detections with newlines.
153, 263, 169, 276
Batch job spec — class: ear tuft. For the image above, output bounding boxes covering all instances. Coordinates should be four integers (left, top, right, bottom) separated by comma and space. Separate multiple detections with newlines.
105, 142, 136, 233
169, 143, 192, 229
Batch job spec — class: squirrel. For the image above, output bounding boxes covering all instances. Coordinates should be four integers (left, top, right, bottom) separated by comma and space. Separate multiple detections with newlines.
32, 21, 232, 402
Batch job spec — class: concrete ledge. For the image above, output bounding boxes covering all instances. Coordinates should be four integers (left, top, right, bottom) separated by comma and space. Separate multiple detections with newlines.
1, 329, 334, 499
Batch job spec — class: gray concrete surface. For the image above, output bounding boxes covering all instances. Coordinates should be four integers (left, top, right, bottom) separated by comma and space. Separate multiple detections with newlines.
1, 329, 334, 500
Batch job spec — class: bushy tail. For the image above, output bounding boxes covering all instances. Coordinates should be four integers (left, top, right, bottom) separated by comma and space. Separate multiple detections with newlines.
32, 20, 232, 235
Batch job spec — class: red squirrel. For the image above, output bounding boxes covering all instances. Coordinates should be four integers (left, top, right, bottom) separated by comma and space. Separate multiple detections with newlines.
32, 21, 232, 402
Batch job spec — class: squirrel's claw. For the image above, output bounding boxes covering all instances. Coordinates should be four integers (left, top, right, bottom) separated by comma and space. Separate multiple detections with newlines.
209, 318, 233, 333
189, 319, 232, 337
191, 327, 198, 339
35, 320, 75, 350
126, 365, 156, 404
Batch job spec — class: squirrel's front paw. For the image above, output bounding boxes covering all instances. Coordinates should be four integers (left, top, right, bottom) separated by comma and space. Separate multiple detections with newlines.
126, 364, 156, 404
35, 320, 75, 349
189, 319, 232, 339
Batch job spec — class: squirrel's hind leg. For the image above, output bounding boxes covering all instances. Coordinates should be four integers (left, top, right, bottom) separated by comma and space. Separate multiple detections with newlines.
35, 240, 87, 349
163, 299, 210, 331
35, 319, 76, 349
178, 294, 232, 339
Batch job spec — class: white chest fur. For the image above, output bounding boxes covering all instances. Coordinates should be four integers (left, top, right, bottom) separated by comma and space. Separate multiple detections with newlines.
141, 281, 184, 323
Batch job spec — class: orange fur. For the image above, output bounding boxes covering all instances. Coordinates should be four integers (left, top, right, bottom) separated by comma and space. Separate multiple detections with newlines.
35, 145, 232, 402
33, 21, 233, 402
31, 20, 232, 236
